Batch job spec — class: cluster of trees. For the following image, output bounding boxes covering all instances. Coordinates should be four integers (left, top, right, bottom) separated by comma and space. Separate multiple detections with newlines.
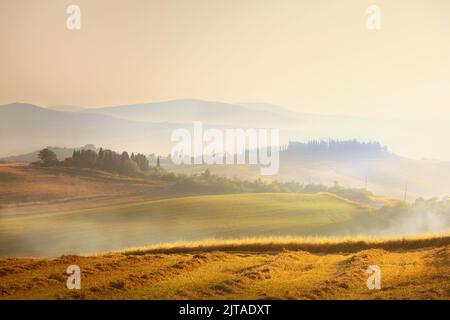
34, 147, 374, 203
414, 196, 450, 214
373, 196, 450, 235
36, 148, 58, 166
35, 147, 157, 175
68, 148, 151, 173
155, 168, 373, 203
286, 140, 387, 155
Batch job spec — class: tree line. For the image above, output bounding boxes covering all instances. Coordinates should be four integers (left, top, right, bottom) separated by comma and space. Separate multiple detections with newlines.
286, 139, 387, 155
34, 147, 374, 203
35, 147, 159, 175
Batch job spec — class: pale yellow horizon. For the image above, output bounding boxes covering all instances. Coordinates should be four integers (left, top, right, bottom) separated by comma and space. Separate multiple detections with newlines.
1, 0, 450, 119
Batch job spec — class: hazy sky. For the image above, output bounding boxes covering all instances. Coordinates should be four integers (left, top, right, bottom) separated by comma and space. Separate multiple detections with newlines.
1, 0, 450, 118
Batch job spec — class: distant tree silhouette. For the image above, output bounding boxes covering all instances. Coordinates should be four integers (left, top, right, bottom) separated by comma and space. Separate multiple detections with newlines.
202, 168, 211, 178
38, 148, 58, 166
286, 139, 386, 156
121, 152, 130, 161
62, 147, 154, 175
98, 148, 104, 161
134, 153, 149, 171
46, 145, 376, 203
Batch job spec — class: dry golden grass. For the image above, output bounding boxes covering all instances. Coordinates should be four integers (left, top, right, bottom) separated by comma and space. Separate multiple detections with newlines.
116, 233, 450, 255
1, 235, 448, 300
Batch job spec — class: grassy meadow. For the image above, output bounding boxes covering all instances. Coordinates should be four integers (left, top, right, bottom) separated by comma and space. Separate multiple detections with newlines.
0, 191, 371, 257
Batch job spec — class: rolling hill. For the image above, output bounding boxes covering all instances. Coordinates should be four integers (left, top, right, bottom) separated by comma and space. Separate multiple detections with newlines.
81, 99, 450, 162
0, 193, 371, 257
2, 100, 450, 199
0, 103, 180, 157
3, 99, 450, 161
84, 99, 298, 128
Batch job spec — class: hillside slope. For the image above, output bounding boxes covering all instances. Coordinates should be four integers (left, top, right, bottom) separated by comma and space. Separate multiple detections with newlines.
2, 101, 450, 199
0, 103, 179, 157
0, 193, 370, 257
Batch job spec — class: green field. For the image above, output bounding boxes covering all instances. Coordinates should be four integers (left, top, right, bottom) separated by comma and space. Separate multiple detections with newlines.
0, 193, 372, 257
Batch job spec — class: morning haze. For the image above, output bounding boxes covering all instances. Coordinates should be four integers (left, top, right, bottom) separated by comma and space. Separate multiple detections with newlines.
1, 0, 450, 119
0, 1, 449, 301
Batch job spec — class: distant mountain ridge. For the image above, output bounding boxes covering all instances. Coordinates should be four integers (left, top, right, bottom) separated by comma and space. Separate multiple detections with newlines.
1, 99, 450, 162
49, 105, 86, 112
1, 99, 450, 199
82, 99, 306, 128
0, 103, 182, 158
42, 99, 450, 161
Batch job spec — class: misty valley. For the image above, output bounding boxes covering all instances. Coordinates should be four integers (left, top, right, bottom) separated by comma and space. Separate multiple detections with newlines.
0, 102, 449, 300
2, 0, 450, 303
0, 137, 449, 257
